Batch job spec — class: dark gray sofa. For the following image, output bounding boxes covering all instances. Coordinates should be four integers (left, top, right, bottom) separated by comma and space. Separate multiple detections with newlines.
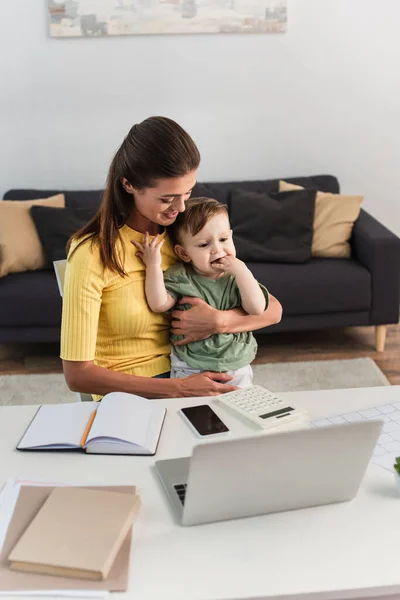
1, 175, 400, 350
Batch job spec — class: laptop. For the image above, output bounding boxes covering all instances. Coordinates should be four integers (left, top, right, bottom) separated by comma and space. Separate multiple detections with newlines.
155, 419, 382, 526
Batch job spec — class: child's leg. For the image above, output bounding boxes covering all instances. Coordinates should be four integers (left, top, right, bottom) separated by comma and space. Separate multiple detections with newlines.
170, 351, 202, 379
226, 364, 253, 388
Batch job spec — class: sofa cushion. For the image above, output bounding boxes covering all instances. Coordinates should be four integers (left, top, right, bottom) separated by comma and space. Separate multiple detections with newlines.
0, 270, 61, 327
191, 175, 339, 210
279, 180, 363, 258
30, 206, 93, 265
3, 189, 102, 216
229, 188, 315, 263
247, 257, 372, 316
0, 194, 65, 278
4, 178, 338, 216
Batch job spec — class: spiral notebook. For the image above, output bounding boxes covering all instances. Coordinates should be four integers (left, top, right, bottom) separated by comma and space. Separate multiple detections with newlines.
17, 392, 166, 456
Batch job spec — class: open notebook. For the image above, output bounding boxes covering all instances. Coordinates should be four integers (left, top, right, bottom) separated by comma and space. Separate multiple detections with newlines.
17, 392, 166, 455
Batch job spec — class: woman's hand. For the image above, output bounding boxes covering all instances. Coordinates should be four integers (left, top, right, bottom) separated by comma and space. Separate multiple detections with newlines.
131, 232, 164, 267
176, 372, 238, 397
63, 359, 237, 399
171, 294, 283, 345
171, 296, 224, 345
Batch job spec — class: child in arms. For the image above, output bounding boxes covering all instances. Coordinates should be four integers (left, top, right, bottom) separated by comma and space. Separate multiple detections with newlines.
133, 197, 269, 387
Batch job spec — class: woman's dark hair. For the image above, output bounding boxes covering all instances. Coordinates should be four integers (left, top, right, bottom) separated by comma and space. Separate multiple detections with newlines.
68, 116, 200, 275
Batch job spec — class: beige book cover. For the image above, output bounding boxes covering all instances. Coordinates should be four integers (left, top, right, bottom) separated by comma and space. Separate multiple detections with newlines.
7, 486, 140, 581
0, 485, 136, 591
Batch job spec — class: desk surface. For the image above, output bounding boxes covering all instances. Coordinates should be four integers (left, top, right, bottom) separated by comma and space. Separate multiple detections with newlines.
1, 386, 400, 600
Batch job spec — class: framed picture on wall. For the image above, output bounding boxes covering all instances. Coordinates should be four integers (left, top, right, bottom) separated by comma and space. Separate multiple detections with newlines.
47, 1, 287, 38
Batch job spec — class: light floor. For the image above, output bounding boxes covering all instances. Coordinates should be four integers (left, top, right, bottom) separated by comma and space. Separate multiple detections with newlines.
1, 323, 399, 385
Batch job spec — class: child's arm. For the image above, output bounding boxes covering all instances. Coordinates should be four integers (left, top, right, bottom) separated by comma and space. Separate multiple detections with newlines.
145, 264, 176, 313
215, 256, 266, 316
131, 233, 175, 313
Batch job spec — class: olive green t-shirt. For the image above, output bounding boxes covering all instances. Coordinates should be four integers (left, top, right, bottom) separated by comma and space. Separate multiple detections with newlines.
163, 262, 269, 372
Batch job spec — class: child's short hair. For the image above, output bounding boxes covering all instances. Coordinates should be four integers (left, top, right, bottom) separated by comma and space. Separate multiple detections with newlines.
168, 197, 228, 246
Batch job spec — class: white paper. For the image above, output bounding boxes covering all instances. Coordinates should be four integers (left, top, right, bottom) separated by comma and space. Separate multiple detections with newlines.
311, 401, 400, 475
17, 404, 96, 449
0, 592, 108, 598
86, 391, 162, 449
0, 481, 21, 553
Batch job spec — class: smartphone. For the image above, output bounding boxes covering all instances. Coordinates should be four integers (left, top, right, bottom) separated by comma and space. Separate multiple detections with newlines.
179, 404, 229, 438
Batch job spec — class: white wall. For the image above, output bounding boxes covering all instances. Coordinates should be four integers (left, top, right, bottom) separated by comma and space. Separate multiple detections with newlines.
1, 0, 399, 234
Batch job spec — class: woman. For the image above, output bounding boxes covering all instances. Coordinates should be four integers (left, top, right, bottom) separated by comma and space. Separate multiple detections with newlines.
61, 116, 282, 399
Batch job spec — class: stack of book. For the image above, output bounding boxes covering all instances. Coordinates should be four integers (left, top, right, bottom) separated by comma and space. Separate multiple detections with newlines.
0, 481, 140, 593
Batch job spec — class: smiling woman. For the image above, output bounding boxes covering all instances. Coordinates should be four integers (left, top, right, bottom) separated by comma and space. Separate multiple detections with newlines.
121, 171, 197, 235
60, 116, 282, 401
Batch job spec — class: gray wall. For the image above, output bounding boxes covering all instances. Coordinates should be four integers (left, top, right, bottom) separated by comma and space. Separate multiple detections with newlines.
1, 0, 399, 234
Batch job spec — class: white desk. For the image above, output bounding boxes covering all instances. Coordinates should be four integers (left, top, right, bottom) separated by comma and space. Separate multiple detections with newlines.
1, 386, 400, 600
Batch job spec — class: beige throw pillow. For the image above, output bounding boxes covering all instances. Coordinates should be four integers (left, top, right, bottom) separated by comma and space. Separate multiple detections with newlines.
279, 181, 363, 258
0, 194, 65, 277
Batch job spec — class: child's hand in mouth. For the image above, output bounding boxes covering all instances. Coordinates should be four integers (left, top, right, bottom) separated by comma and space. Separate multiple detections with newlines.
212, 255, 231, 271
211, 257, 225, 266
212, 255, 245, 276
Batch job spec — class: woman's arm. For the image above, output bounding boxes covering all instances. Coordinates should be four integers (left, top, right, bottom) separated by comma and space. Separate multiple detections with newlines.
63, 360, 237, 399
171, 294, 282, 346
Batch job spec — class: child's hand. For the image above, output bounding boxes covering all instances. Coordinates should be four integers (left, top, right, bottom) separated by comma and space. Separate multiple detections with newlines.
213, 255, 247, 276
131, 232, 164, 267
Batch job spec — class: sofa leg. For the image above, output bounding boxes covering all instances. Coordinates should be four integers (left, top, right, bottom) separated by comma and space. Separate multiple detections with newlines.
375, 325, 387, 352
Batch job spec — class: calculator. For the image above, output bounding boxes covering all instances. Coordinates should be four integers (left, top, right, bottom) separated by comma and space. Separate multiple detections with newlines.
216, 385, 308, 430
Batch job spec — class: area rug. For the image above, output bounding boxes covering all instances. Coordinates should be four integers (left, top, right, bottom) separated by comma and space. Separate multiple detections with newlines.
252, 357, 390, 392
0, 358, 389, 406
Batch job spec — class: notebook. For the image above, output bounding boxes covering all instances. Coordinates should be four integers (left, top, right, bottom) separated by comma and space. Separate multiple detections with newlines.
0, 485, 135, 592
16, 392, 166, 455
7, 487, 140, 581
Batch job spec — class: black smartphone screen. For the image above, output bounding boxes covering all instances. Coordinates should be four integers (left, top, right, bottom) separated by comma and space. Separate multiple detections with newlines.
181, 405, 229, 436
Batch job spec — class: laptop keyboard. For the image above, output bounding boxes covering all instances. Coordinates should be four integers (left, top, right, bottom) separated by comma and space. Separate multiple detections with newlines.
311, 400, 400, 471
174, 483, 187, 505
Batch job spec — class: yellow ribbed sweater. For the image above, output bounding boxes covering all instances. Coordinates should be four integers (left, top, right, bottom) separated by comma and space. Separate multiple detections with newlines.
60, 226, 177, 378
